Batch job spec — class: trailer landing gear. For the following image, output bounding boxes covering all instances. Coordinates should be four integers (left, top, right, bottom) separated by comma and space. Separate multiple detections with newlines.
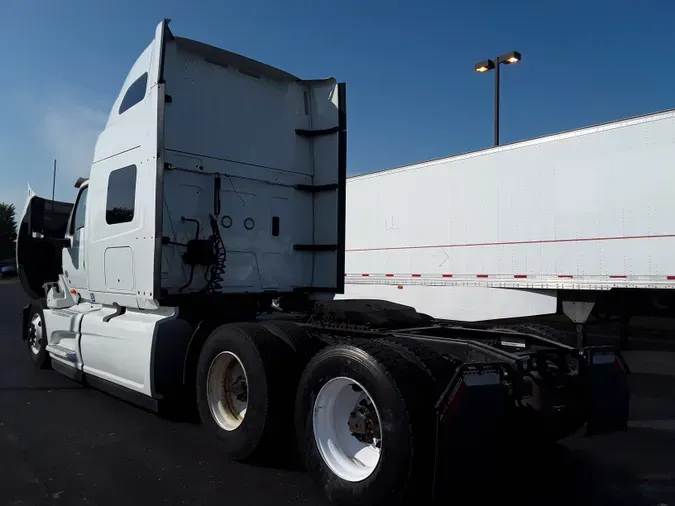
562, 298, 595, 348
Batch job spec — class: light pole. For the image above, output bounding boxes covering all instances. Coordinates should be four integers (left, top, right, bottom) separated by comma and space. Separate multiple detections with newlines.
474, 51, 521, 146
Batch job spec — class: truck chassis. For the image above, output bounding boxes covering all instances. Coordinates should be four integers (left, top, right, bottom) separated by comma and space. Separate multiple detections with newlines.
22, 297, 629, 505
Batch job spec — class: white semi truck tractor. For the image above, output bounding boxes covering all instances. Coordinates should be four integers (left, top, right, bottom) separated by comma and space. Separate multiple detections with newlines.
16, 20, 630, 506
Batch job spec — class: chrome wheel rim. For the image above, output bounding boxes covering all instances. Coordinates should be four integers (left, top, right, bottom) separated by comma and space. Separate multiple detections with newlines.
28, 314, 43, 355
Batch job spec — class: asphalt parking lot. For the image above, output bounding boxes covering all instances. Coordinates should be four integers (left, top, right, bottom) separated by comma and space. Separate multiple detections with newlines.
1, 279, 675, 505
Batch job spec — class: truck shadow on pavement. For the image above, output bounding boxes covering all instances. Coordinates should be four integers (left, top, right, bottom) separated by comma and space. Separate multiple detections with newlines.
222, 368, 675, 505
465, 440, 674, 506
456, 368, 675, 506
2, 280, 674, 506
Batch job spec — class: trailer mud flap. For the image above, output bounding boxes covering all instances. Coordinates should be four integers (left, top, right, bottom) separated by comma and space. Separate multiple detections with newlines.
583, 346, 630, 436
431, 363, 506, 499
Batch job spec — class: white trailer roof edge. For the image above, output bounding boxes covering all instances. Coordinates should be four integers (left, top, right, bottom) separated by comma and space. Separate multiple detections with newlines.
349, 107, 675, 181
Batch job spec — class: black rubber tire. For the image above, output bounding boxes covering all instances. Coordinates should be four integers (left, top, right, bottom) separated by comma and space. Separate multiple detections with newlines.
375, 337, 460, 396
27, 303, 50, 370
260, 320, 325, 366
295, 340, 435, 506
196, 322, 296, 462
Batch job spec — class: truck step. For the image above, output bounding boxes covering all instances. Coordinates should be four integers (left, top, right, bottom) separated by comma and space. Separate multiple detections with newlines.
46, 343, 77, 362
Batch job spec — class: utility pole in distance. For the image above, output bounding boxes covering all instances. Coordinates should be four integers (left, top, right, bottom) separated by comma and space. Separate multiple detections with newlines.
51, 159, 57, 221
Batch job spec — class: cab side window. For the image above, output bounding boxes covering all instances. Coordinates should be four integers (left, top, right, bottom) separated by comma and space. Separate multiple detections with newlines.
106, 165, 137, 225
118, 73, 148, 115
70, 187, 88, 234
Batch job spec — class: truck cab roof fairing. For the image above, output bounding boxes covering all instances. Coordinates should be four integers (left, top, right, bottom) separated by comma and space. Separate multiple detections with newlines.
102, 19, 173, 131
105, 20, 303, 133
172, 36, 300, 84
104, 42, 154, 130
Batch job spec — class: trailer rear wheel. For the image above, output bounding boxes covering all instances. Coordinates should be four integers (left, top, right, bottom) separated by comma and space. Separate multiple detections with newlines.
295, 341, 434, 506
196, 322, 295, 461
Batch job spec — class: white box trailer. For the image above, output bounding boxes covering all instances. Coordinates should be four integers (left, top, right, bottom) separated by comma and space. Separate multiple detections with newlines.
342, 109, 675, 335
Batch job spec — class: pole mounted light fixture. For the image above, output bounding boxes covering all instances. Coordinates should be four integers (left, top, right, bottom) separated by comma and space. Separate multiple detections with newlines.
474, 59, 495, 73
474, 51, 522, 145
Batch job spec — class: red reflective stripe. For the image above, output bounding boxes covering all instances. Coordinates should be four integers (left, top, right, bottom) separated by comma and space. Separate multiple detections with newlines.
668, 276, 675, 280
346, 233, 675, 253
341, 273, 662, 281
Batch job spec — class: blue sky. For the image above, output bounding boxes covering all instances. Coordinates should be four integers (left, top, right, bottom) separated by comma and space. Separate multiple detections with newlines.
1, 0, 674, 213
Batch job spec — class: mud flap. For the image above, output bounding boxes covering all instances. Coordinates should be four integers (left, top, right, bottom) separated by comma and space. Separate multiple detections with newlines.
583, 346, 630, 436
21, 303, 32, 340
431, 363, 506, 499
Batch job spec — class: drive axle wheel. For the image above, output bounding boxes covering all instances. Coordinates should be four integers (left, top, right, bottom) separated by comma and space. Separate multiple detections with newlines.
296, 341, 435, 506
206, 351, 249, 431
313, 377, 383, 482
196, 322, 296, 462
27, 306, 50, 369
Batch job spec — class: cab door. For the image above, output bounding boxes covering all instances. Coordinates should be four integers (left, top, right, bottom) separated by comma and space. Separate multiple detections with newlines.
62, 184, 89, 296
